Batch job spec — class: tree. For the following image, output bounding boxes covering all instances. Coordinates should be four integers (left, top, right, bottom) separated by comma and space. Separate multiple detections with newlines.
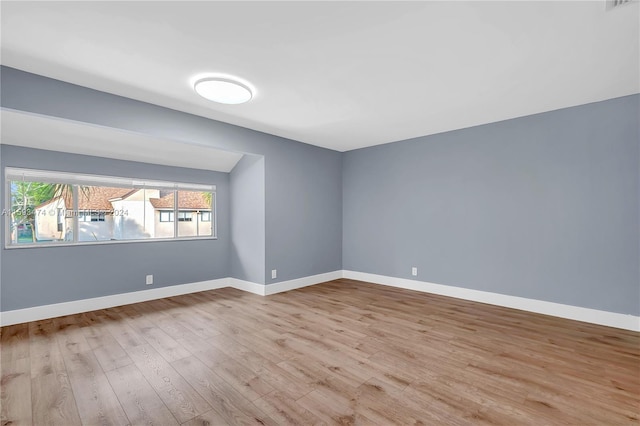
9, 182, 77, 243
10, 181, 56, 242
202, 191, 212, 205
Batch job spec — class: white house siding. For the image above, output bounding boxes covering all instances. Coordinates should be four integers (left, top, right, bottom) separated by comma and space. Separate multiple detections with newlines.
179, 212, 212, 237
144, 200, 156, 237
34, 198, 66, 241
111, 198, 154, 239
78, 216, 114, 242
154, 213, 174, 238
153, 211, 212, 238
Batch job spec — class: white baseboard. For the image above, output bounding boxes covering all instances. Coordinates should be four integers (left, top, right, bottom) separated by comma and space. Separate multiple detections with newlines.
265, 270, 343, 295
0, 278, 229, 327
229, 278, 266, 296
3, 271, 638, 332
342, 270, 640, 332
1, 271, 342, 326
229, 270, 343, 296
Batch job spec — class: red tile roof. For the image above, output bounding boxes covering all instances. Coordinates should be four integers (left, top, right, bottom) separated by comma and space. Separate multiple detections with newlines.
36, 187, 211, 211
36, 187, 134, 211
78, 187, 133, 210
150, 191, 210, 210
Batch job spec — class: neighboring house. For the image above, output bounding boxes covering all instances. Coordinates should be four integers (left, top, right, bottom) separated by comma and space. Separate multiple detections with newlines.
33, 195, 73, 241
34, 187, 211, 242
148, 191, 212, 238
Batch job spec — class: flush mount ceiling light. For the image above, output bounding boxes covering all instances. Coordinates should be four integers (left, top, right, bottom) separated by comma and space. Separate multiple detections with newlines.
193, 77, 253, 105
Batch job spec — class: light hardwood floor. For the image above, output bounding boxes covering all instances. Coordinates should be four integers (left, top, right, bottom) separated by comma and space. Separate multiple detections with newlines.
1, 279, 639, 425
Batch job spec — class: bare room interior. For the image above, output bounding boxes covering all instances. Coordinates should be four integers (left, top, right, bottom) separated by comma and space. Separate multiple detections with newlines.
0, 1, 638, 425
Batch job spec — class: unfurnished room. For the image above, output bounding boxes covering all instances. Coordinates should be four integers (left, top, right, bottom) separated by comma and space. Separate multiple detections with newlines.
0, 1, 638, 425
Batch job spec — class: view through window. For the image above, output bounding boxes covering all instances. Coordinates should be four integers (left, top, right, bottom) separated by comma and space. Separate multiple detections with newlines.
5, 168, 216, 246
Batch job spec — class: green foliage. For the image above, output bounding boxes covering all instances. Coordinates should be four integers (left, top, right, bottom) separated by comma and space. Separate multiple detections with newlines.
202, 191, 212, 205
10, 181, 56, 225
9, 182, 80, 242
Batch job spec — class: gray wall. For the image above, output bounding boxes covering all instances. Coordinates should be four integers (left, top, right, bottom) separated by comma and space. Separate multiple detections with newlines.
230, 154, 266, 284
1, 66, 344, 286
343, 94, 639, 316
2, 65, 636, 317
0, 145, 230, 311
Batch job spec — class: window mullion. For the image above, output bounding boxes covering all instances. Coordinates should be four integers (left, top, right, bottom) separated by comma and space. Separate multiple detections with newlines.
212, 192, 217, 238
72, 185, 78, 243
174, 190, 178, 238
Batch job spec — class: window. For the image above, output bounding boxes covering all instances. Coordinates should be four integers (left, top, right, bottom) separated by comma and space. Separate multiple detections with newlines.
177, 211, 192, 222
159, 211, 174, 222
79, 211, 106, 222
5, 168, 216, 247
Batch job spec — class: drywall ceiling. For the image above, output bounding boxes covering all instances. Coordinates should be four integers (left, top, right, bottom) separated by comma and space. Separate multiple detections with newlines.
0, 109, 244, 173
1, 1, 638, 152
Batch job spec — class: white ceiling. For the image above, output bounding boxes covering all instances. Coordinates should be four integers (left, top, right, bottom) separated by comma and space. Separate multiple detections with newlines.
0, 109, 244, 173
1, 1, 638, 152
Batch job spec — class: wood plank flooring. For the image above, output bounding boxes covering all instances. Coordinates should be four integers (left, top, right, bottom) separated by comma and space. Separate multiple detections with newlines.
1, 279, 639, 425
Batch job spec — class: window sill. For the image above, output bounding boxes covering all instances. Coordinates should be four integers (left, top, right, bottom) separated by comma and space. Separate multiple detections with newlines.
4, 236, 218, 250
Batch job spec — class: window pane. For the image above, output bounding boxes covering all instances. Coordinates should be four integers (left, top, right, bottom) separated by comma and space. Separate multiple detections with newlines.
149, 190, 175, 239
9, 180, 74, 244
77, 186, 126, 241
118, 188, 174, 240
177, 190, 213, 237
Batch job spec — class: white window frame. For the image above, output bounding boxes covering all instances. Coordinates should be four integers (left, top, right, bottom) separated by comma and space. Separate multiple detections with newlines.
159, 211, 174, 222
5, 167, 217, 249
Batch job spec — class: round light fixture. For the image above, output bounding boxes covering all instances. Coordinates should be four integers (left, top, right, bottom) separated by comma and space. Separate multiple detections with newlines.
194, 77, 253, 105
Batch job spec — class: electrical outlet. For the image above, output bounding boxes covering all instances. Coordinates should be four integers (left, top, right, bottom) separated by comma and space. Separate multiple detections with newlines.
146, 274, 153, 285
411, 267, 418, 276
271, 269, 277, 279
